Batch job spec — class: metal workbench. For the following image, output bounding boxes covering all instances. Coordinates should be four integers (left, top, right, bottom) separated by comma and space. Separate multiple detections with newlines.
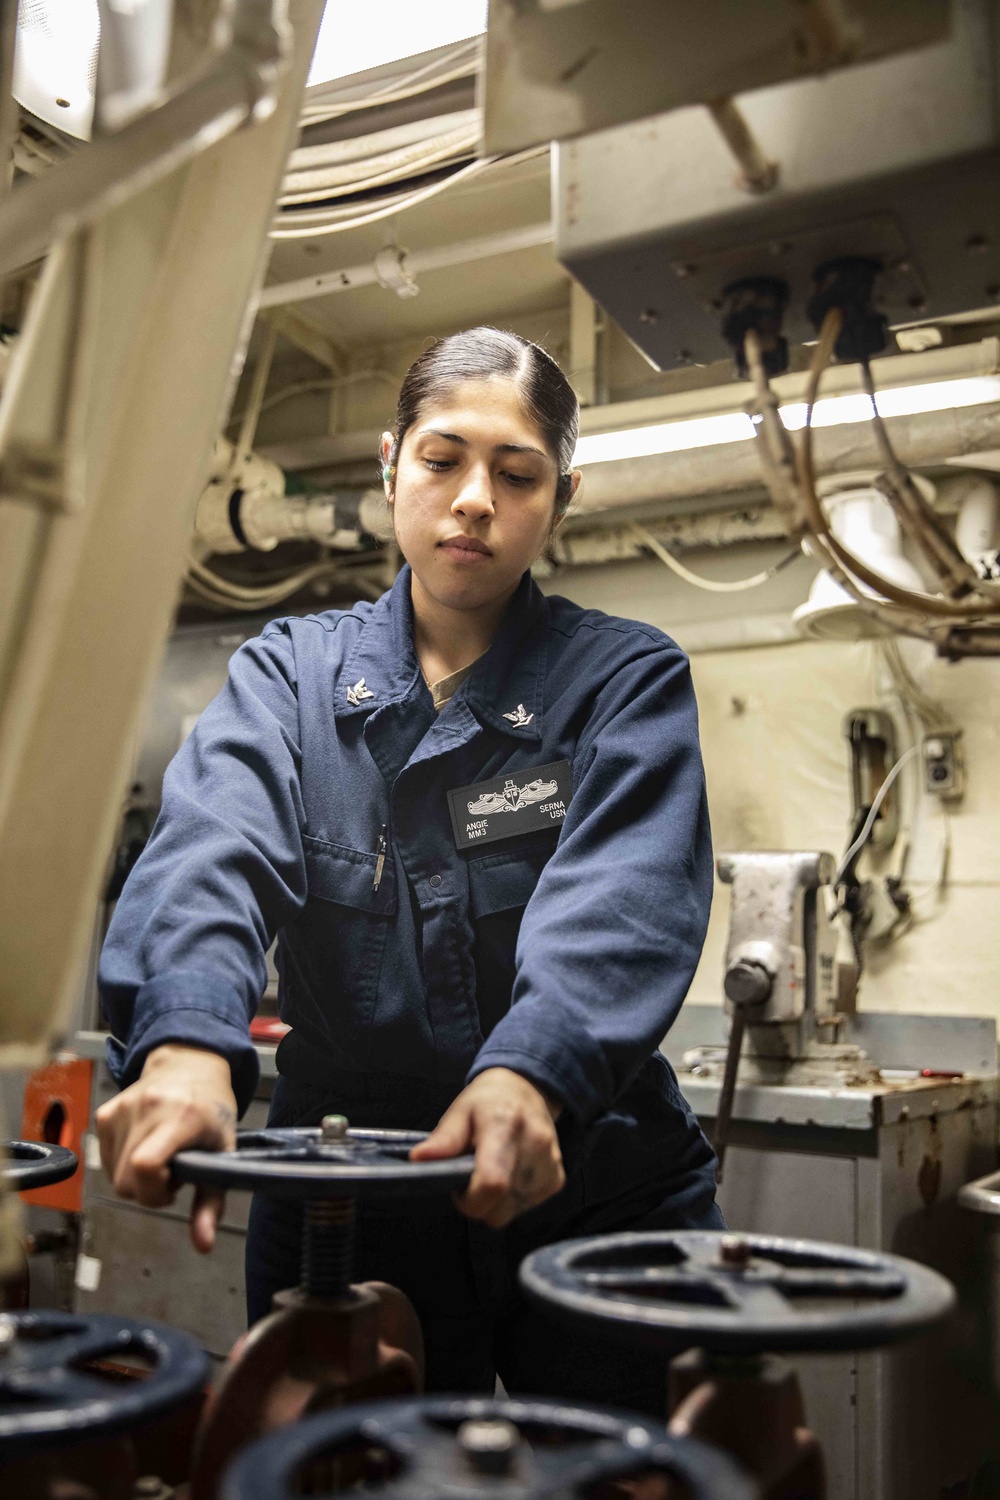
663, 1008, 1000, 1500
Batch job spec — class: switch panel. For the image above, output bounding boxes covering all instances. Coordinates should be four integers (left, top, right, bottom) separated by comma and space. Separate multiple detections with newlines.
922, 732, 965, 800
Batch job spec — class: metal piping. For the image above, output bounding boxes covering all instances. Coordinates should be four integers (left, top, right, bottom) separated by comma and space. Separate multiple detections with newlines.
706, 96, 779, 194
0, 0, 291, 281
257, 221, 554, 308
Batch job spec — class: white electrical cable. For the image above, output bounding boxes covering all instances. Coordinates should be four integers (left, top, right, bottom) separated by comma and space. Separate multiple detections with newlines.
835, 745, 919, 885
281, 146, 476, 205
271, 149, 545, 239
226, 369, 398, 432
185, 557, 385, 611
289, 111, 478, 170
905, 801, 953, 908
280, 116, 480, 205
271, 154, 493, 238
630, 521, 799, 593
876, 638, 952, 731
301, 39, 480, 128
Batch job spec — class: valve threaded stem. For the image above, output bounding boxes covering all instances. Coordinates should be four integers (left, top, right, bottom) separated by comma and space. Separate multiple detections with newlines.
301, 1196, 355, 1299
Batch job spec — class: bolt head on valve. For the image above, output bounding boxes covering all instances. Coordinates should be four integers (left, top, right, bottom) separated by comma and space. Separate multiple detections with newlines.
719, 1235, 751, 1268
458, 1418, 520, 1475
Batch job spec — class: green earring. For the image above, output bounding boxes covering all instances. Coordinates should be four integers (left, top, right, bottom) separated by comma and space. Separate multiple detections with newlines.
382, 465, 395, 482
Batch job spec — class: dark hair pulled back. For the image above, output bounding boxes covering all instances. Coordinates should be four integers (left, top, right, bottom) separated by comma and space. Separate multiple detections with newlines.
387, 326, 580, 512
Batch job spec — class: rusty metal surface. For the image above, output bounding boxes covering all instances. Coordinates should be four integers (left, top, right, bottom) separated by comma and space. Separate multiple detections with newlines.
665, 1009, 999, 1130
670, 1350, 826, 1500
675, 1073, 998, 1131
190, 1280, 423, 1500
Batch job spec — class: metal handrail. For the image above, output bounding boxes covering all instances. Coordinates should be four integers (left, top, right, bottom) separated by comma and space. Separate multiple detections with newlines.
0, 0, 291, 281
958, 1169, 1000, 1217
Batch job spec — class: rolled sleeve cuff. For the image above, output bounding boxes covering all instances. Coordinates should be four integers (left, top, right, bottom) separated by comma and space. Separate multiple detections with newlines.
104, 973, 260, 1116
465, 1037, 608, 1125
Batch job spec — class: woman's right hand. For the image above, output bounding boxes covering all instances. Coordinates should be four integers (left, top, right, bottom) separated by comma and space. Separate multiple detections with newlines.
95, 1043, 237, 1253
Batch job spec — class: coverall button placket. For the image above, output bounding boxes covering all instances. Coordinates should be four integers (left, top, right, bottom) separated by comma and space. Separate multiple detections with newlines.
390, 710, 486, 1073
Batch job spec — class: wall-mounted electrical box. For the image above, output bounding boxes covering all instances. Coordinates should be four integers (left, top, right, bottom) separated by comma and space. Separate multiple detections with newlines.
923, 731, 965, 799
553, 1, 1000, 371
845, 709, 900, 850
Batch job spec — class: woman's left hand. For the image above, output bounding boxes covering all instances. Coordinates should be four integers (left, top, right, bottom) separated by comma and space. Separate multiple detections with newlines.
410, 1067, 565, 1228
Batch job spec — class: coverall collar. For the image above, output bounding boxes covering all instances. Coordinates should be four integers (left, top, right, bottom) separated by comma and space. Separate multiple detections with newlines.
336, 565, 423, 723
335, 564, 545, 742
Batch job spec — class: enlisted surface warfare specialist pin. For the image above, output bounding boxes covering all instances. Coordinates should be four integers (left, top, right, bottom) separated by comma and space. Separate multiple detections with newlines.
447, 759, 573, 850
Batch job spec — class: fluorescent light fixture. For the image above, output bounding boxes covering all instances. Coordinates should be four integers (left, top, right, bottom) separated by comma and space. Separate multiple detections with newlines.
308, 0, 488, 87
780, 376, 1000, 431
575, 411, 756, 466
573, 375, 1000, 467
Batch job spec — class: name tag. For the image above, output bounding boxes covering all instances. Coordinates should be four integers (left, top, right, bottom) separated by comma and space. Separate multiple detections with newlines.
447, 760, 573, 850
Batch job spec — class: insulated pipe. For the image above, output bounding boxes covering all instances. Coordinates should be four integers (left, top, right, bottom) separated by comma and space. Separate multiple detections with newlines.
257, 221, 553, 308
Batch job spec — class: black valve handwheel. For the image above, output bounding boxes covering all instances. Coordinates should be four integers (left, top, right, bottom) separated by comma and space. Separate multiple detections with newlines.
0, 1310, 210, 1456
520, 1231, 956, 1355
173, 1127, 474, 1200
220, 1395, 754, 1500
2, 1140, 77, 1190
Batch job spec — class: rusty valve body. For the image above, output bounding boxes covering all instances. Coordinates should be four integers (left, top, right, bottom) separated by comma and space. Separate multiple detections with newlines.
173, 1122, 474, 1500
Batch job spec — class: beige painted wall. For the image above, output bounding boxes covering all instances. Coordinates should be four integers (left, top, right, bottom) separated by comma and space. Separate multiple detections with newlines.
544, 550, 1000, 1025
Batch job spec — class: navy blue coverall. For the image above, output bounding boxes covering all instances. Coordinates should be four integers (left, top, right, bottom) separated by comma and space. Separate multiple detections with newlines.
100, 564, 722, 1414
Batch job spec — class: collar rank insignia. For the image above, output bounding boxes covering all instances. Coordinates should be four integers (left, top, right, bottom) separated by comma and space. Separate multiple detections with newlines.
502, 703, 533, 728
346, 678, 375, 707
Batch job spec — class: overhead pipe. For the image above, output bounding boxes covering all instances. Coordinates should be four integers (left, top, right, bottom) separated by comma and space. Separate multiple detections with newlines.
257, 221, 553, 308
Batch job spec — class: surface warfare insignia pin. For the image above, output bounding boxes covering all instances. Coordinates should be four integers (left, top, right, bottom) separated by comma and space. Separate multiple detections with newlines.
467, 775, 557, 817
346, 678, 374, 707
447, 760, 573, 850
502, 703, 533, 728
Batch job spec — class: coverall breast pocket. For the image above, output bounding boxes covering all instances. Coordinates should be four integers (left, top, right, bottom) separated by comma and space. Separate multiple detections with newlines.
467, 839, 554, 1037
284, 835, 398, 1048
